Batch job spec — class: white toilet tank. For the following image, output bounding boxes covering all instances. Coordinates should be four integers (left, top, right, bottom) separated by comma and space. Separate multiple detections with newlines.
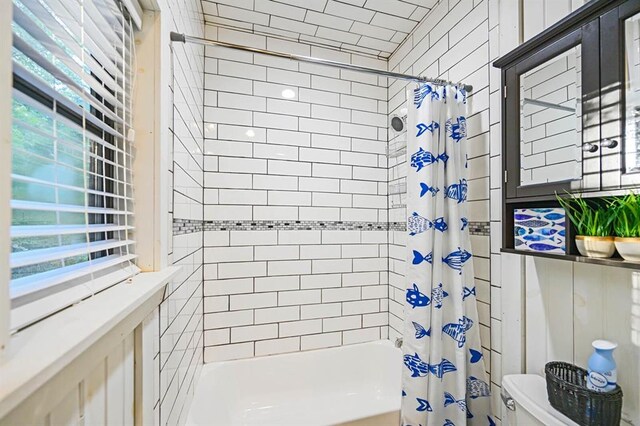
502, 374, 579, 426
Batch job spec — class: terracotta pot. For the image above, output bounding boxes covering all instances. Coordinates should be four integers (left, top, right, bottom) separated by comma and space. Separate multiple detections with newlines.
575, 236, 615, 258
614, 237, 640, 262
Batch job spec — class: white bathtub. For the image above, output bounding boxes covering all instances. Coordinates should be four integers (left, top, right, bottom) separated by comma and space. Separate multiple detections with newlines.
186, 340, 402, 426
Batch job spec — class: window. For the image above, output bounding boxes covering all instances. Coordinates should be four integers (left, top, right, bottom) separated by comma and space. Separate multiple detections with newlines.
10, 0, 138, 330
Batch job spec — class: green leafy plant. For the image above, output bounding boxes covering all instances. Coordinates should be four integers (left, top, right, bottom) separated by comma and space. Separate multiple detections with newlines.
555, 192, 617, 237
613, 193, 640, 238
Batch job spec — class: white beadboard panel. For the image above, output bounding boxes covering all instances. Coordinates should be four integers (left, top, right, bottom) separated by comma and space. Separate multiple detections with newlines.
524, 257, 574, 376
573, 265, 639, 424
516, 258, 640, 425
3, 332, 136, 426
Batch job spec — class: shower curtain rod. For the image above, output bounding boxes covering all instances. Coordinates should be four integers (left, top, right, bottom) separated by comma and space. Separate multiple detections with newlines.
170, 32, 473, 92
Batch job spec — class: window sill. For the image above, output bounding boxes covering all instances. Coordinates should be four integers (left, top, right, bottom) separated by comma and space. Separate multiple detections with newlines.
0, 266, 180, 420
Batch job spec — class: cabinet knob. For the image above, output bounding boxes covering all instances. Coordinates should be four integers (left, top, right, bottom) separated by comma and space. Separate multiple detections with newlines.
582, 143, 598, 153
600, 138, 618, 149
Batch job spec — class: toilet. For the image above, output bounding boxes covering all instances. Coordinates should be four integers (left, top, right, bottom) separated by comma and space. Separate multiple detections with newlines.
501, 375, 579, 425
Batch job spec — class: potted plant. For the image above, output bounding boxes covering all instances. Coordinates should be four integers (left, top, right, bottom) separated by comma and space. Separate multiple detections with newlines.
556, 193, 617, 258
613, 193, 640, 261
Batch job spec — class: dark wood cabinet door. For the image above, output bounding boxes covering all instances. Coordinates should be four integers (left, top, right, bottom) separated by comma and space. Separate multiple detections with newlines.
601, 0, 640, 189
504, 24, 601, 200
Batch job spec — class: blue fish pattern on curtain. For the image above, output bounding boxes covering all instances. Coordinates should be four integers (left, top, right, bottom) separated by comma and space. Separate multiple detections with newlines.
401, 83, 494, 426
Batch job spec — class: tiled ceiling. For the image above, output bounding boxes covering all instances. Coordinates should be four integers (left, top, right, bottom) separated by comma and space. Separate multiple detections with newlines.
200, 0, 437, 58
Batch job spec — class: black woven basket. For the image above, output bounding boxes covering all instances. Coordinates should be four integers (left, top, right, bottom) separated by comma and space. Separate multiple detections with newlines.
545, 362, 623, 426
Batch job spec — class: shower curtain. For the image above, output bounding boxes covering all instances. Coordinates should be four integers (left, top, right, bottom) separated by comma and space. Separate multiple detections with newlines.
401, 83, 494, 426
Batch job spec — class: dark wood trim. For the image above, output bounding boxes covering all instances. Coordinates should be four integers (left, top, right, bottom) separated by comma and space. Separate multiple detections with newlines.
493, 0, 620, 68
504, 67, 518, 199
580, 18, 602, 191
505, 187, 638, 203
501, 248, 640, 270
513, 29, 582, 75
603, 0, 640, 182
504, 27, 591, 199
619, 0, 640, 18
501, 68, 509, 251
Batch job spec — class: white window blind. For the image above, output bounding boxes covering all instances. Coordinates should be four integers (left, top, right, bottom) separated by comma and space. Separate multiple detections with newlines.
10, 0, 139, 330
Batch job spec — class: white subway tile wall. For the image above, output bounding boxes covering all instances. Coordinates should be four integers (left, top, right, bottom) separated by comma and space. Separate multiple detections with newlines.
200, 0, 439, 58
162, 0, 205, 425
201, 25, 390, 362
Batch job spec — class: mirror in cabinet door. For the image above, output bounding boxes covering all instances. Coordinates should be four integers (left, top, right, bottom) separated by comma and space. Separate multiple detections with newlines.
601, 0, 640, 189
504, 21, 601, 199
520, 46, 582, 188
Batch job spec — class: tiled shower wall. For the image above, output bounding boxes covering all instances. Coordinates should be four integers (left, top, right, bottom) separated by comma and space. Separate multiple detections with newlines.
200, 26, 390, 362
162, 0, 205, 424
386, 0, 500, 418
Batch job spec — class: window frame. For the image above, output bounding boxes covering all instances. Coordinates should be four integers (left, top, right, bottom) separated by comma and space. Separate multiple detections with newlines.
1, 0, 165, 352
0, 0, 13, 351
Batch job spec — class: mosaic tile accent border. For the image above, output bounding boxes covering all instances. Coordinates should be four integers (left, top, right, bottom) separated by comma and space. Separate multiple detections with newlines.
387, 221, 490, 236
174, 219, 389, 235
389, 222, 405, 232
468, 221, 490, 236
204, 220, 389, 231
173, 219, 491, 236
173, 219, 203, 235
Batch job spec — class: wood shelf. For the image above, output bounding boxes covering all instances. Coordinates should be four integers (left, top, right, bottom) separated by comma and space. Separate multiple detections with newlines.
505, 188, 635, 205
501, 248, 640, 270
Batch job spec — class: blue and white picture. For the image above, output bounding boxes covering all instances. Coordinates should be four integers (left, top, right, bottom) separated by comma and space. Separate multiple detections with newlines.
514, 207, 566, 254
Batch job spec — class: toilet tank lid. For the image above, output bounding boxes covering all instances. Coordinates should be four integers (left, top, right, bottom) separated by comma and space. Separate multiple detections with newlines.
502, 374, 579, 426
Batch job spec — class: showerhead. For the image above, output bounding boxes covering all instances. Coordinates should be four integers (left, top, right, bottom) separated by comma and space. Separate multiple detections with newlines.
390, 114, 405, 133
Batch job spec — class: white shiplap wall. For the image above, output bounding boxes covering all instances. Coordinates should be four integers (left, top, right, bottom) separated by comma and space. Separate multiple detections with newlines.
523, 0, 587, 42
521, 258, 639, 425
0, 332, 136, 426
201, 25, 390, 362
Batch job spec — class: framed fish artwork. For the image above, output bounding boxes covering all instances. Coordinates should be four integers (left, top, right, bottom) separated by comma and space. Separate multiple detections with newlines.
514, 208, 566, 254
